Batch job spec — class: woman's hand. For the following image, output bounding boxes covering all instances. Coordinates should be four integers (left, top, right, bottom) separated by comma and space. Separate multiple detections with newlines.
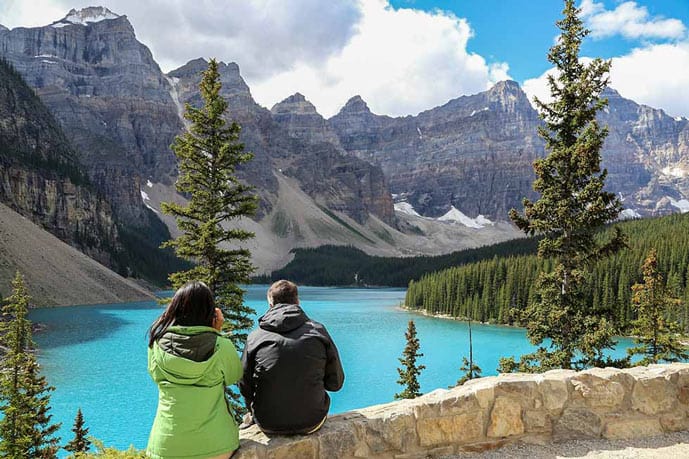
212, 307, 224, 331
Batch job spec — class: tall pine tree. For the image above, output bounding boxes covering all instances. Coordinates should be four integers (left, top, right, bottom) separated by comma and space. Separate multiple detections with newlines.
507, 0, 626, 371
162, 58, 258, 345
161, 59, 258, 419
0, 272, 61, 458
64, 408, 91, 454
395, 320, 425, 399
627, 249, 688, 365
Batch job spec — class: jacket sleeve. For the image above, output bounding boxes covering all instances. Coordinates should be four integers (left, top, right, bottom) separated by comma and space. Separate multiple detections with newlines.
238, 338, 255, 410
218, 337, 242, 386
321, 327, 345, 392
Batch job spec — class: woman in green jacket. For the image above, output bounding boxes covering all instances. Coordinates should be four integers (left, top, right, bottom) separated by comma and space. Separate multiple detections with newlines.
147, 281, 242, 459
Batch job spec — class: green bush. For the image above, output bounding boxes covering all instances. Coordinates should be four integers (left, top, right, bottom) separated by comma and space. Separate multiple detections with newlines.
67, 439, 145, 459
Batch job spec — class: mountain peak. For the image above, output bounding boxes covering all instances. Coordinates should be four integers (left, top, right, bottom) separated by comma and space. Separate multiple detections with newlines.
489, 80, 522, 94
168, 57, 208, 77
52, 7, 120, 28
486, 79, 531, 110
602, 86, 622, 98
271, 93, 319, 115
339, 95, 371, 115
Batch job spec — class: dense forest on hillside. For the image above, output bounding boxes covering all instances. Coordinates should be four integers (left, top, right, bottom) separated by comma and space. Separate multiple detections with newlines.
405, 213, 689, 331
265, 238, 539, 287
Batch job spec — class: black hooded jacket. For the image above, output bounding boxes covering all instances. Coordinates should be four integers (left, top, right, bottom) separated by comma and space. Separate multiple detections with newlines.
239, 303, 344, 434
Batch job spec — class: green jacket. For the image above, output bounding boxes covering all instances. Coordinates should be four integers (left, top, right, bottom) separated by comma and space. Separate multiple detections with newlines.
147, 326, 242, 459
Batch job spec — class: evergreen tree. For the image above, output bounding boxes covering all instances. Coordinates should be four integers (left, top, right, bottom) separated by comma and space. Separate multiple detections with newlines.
507, 0, 626, 371
0, 272, 61, 458
627, 249, 688, 365
64, 408, 91, 454
395, 320, 425, 399
161, 59, 258, 419
456, 319, 482, 385
162, 58, 258, 347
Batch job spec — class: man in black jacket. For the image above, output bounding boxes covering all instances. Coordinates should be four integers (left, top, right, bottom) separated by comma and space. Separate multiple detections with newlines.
239, 280, 345, 434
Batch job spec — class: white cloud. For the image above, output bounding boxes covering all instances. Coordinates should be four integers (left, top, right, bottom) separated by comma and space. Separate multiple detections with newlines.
522, 69, 555, 110
610, 41, 689, 117
523, 42, 689, 118
0, 0, 67, 29
580, 0, 686, 40
252, 0, 511, 117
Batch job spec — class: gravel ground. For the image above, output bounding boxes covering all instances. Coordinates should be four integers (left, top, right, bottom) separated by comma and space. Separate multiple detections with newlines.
446, 431, 689, 458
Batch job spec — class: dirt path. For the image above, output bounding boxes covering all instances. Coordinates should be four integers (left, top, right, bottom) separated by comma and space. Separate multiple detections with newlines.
448, 431, 689, 458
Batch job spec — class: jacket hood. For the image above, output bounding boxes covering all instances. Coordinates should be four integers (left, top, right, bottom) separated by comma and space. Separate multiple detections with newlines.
259, 303, 308, 333
150, 325, 222, 386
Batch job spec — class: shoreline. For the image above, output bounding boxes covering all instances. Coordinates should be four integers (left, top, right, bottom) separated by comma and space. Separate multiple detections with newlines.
400, 306, 689, 345
397, 305, 519, 328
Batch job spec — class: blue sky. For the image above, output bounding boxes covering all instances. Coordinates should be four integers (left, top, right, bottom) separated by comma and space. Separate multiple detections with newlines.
391, 0, 689, 81
2, 0, 689, 117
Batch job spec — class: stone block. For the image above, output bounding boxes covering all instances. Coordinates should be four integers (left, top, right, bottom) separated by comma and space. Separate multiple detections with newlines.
266, 437, 317, 459
493, 378, 538, 402
317, 421, 361, 458
570, 373, 625, 410
524, 409, 550, 433
417, 411, 484, 447
487, 396, 524, 438
538, 378, 569, 413
439, 392, 481, 416
660, 411, 689, 432
234, 445, 266, 459
676, 372, 689, 405
553, 408, 602, 440
602, 415, 663, 440
632, 375, 678, 415
357, 409, 418, 454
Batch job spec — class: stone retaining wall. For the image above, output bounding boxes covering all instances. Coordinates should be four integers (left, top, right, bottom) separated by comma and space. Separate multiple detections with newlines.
235, 363, 689, 459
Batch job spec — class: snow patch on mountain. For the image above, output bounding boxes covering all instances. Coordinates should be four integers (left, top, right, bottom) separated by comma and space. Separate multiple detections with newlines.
394, 202, 421, 217
437, 206, 492, 229
662, 166, 688, 178
669, 197, 689, 213
620, 209, 642, 220
52, 7, 119, 28
470, 107, 489, 117
140, 189, 159, 214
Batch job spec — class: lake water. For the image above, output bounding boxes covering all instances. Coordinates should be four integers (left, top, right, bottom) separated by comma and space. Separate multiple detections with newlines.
29, 285, 633, 453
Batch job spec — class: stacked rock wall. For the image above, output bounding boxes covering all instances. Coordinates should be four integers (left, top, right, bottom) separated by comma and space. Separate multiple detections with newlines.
236, 363, 689, 458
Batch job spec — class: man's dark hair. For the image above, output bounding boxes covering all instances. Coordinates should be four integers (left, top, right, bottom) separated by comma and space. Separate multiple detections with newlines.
267, 280, 299, 306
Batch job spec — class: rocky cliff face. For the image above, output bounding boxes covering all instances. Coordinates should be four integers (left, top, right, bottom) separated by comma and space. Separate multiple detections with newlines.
0, 59, 119, 266
331, 80, 543, 219
331, 81, 689, 220
168, 59, 395, 226
0, 7, 182, 223
600, 88, 689, 214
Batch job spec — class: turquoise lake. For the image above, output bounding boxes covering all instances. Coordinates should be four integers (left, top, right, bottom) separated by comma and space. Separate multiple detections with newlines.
29, 285, 633, 452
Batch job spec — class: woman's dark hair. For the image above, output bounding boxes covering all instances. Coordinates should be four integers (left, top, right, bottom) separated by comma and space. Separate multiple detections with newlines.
148, 281, 216, 347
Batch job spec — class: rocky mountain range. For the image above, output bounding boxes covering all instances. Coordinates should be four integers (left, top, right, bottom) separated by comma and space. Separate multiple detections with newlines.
1, 6, 688, 278
331, 82, 689, 220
